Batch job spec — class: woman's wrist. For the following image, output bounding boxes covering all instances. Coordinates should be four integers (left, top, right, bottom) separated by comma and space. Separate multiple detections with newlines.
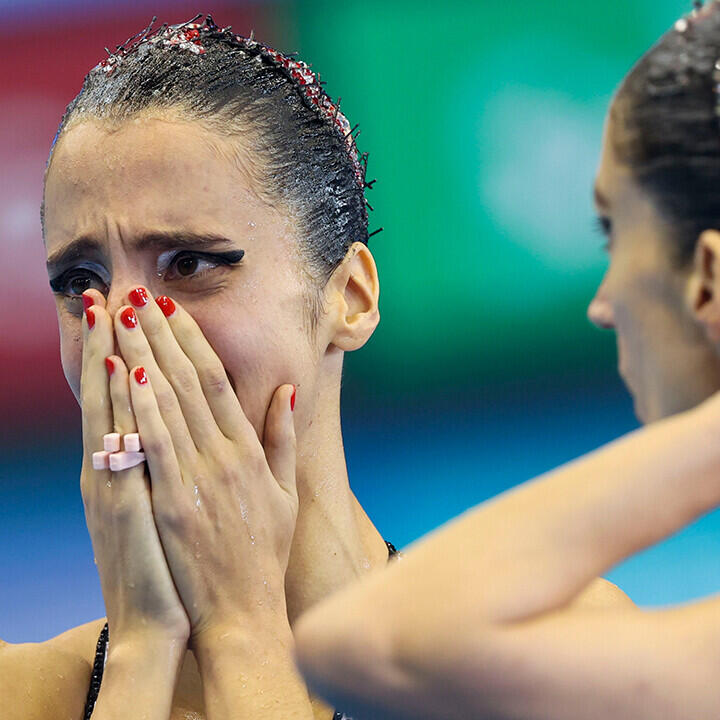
91, 632, 187, 720
193, 612, 314, 720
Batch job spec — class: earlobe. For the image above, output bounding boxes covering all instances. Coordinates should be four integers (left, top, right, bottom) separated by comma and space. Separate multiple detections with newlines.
325, 243, 380, 352
689, 230, 720, 342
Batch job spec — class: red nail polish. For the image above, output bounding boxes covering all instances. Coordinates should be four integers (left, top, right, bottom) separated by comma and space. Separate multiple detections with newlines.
128, 287, 149, 308
82, 293, 93, 312
120, 307, 138, 329
290, 385, 296, 412
105, 357, 115, 376
155, 295, 176, 317
86, 307, 96, 330
134, 367, 148, 385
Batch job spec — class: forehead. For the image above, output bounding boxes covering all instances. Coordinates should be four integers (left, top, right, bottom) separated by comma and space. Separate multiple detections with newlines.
594, 108, 636, 211
43, 115, 292, 254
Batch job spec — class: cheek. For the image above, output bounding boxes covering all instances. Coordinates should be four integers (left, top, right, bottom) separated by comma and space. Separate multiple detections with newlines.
189, 304, 312, 429
59, 316, 83, 403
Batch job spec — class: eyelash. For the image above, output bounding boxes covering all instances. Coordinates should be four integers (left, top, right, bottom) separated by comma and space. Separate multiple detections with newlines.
593, 216, 612, 251
49, 250, 244, 299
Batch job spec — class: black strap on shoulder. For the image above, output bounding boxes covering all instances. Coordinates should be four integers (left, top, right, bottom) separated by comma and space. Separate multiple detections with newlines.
82, 622, 109, 720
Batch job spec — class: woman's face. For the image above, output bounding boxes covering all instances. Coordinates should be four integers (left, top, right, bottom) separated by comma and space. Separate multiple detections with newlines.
588, 111, 720, 423
43, 114, 319, 434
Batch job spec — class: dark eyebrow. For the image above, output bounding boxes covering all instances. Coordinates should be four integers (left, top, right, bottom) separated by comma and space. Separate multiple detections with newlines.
46, 231, 236, 273
593, 184, 610, 211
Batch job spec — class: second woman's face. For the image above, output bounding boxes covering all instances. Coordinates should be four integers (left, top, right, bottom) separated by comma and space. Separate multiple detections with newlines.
43, 114, 319, 435
588, 113, 720, 423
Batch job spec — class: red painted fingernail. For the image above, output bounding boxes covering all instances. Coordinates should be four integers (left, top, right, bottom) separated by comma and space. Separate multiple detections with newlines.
82, 292, 93, 312
155, 295, 176, 317
290, 385, 296, 412
120, 307, 138, 329
134, 367, 148, 385
105, 357, 115, 376
128, 287, 149, 308
86, 307, 96, 330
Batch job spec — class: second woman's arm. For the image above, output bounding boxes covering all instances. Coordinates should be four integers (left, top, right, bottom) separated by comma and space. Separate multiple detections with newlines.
296, 394, 720, 719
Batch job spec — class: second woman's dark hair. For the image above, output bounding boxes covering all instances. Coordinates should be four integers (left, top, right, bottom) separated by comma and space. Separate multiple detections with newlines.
611, 2, 720, 266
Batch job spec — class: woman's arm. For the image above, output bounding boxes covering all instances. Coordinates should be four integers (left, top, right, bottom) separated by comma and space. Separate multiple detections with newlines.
0, 638, 93, 720
296, 394, 720, 719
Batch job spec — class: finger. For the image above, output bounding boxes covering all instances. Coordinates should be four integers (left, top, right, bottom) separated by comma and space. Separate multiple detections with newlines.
113, 305, 199, 468
262, 384, 298, 501
128, 365, 187, 510
153, 294, 251, 442
81, 288, 106, 310
123, 287, 219, 448
104, 353, 155, 510
80, 300, 114, 464
106, 355, 137, 436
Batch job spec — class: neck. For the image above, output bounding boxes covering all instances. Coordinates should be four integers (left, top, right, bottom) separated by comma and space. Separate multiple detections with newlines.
284, 363, 388, 626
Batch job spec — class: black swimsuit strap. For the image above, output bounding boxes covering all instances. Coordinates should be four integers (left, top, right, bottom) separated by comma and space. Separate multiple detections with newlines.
83, 540, 399, 719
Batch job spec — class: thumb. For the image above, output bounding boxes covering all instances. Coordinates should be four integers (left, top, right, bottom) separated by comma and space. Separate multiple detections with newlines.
263, 384, 298, 499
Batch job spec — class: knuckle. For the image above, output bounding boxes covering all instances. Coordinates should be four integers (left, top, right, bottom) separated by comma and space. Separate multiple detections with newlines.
143, 433, 172, 457
170, 365, 199, 396
154, 385, 179, 415
201, 365, 230, 396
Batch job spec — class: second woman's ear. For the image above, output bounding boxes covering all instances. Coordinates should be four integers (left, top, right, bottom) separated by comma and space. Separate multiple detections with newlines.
323, 242, 380, 352
688, 230, 720, 343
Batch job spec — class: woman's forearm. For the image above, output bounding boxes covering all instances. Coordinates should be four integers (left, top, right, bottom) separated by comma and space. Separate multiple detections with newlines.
296, 396, 720, 716
194, 614, 315, 720
91, 633, 186, 720
401, 397, 720, 625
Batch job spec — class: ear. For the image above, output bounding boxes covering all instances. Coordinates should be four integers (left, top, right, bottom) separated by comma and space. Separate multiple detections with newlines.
688, 230, 720, 343
323, 242, 380, 351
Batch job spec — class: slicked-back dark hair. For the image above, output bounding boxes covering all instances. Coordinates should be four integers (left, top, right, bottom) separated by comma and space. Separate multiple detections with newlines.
43, 15, 376, 329
611, 2, 720, 267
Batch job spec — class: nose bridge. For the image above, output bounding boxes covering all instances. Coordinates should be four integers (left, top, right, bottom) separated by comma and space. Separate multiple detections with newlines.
104, 264, 153, 318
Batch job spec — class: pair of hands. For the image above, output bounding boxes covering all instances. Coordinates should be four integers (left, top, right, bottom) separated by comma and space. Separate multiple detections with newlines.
80, 287, 298, 649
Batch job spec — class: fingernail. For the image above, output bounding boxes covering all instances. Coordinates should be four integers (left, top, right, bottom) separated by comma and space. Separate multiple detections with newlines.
82, 292, 93, 312
155, 295, 176, 317
134, 367, 148, 385
86, 307, 96, 330
120, 307, 138, 329
128, 287, 149, 308
105, 357, 115, 376
290, 385, 297, 412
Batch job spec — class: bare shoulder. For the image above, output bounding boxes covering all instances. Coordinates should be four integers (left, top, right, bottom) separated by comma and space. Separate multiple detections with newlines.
571, 577, 637, 610
46, 616, 108, 665
0, 619, 106, 720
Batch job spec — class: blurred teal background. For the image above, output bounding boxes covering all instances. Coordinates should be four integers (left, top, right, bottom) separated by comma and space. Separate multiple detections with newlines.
2, 0, 720, 642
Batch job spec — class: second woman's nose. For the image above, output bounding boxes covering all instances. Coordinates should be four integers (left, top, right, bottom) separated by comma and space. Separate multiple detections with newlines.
587, 292, 615, 330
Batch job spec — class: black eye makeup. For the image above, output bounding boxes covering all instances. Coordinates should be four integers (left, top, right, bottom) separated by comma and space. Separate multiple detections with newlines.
48, 247, 246, 309
48, 262, 110, 298
156, 249, 245, 282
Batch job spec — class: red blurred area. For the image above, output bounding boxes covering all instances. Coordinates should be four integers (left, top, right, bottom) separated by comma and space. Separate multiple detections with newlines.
0, 3, 286, 436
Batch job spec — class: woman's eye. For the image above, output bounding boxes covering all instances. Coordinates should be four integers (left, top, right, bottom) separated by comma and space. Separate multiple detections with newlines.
50, 269, 108, 298
164, 253, 221, 281
160, 250, 244, 282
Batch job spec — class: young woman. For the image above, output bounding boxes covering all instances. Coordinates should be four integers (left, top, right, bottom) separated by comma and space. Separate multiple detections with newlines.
295, 3, 720, 719
0, 14, 631, 720
2, 15, 399, 720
